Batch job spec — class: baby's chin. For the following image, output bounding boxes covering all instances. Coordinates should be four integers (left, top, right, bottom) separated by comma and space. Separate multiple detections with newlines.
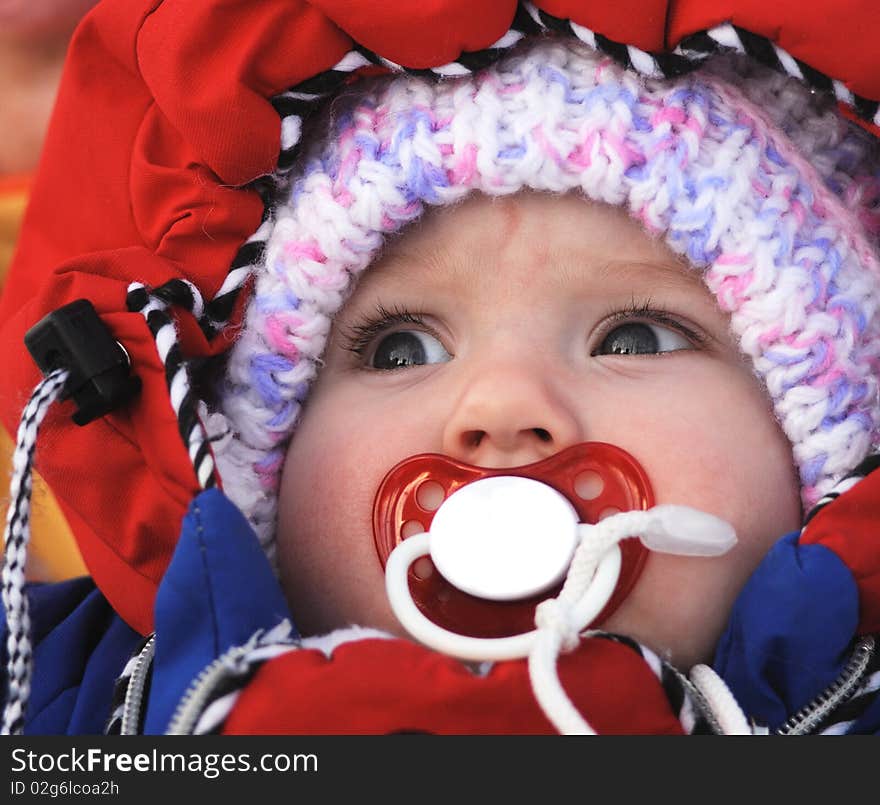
368, 599, 715, 672
597, 599, 722, 671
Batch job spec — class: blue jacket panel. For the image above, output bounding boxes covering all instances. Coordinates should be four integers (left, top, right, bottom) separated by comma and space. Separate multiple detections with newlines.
144, 488, 293, 734
714, 530, 870, 732
0, 577, 140, 734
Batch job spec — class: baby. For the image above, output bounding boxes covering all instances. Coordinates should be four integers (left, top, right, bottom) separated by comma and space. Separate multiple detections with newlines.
212, 32, 880, 726
4, 28, 879, 737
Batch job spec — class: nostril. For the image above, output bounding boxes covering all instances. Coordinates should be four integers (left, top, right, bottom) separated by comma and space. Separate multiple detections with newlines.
533, 428, 552, 442
464, 430, 484, 449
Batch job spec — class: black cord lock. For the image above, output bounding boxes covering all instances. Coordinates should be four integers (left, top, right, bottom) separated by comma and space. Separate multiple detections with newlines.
24, 299, 142, 425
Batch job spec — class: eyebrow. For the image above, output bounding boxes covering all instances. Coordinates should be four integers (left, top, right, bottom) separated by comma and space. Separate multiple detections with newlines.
363, 242, 707, 299
585, 256, 707, 293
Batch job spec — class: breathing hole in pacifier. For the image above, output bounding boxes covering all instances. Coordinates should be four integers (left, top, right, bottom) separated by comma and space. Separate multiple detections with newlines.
599, 506, 621, 520
401, 520, 425, 538
573, 470, 604, 501
416, 481, 445, 512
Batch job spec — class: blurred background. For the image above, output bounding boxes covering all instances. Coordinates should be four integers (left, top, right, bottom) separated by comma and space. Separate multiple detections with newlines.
1, 0, 99, 282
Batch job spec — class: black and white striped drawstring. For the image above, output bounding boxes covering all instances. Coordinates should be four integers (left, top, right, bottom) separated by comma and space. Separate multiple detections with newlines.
2, 368, 69, 735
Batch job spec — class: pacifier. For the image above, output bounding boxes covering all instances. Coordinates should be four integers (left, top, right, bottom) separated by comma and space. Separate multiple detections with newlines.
373, 443, 652, 639
374, 442, 738, 731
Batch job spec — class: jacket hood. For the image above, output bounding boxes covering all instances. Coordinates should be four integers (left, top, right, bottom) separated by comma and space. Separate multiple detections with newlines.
1, 0, 878, 636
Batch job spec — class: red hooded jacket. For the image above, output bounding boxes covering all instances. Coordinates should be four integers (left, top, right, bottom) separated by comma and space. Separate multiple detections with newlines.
1, 0, 878, 642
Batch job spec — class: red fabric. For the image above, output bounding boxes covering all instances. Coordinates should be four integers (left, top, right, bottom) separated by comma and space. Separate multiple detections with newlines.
799, 471, 880, 635
0, 0, 351, 634
222, 637, 687, 735
542, 0, 669, 51
308, 0, 518, 68
0, 0, 877, 635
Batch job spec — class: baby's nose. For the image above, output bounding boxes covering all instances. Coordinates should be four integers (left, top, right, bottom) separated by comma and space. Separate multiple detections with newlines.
441, 364, 583, 468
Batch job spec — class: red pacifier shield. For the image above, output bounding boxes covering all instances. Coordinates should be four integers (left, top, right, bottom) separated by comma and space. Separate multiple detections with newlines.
373, 443, 653, 639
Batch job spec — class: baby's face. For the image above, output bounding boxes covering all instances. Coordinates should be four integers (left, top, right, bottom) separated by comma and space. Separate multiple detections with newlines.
277, 192, 802, 669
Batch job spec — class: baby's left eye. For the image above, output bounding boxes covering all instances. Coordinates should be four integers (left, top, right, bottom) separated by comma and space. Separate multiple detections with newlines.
370, 330, 451, 370
594, 321, 693, 356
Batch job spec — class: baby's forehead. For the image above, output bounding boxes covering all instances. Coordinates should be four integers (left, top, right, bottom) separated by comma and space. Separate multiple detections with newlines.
354, 192, 706, 296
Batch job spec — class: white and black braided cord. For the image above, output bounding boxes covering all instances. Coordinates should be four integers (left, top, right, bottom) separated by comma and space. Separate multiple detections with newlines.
200, 216, 274, 340
126, 283, 217, 490
1, 368, 69, 735
524, 1, 700, 78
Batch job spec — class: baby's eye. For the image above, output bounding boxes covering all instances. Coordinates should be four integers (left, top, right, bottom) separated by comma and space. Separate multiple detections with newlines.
595, 321, 693, 356
370, 330, 452, 370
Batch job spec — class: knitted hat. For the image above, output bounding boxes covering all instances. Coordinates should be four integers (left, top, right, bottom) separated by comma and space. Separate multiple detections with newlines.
213, 35, 880, 558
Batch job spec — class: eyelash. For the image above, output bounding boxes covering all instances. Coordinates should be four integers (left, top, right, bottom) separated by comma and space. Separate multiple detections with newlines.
341, 304, 441, 359
591, 298, 708, 354
340, 298, 707, 364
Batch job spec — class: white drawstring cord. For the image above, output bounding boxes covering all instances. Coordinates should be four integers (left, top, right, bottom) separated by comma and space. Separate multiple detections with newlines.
528, 519, 626, 734
532, 508, 753, 734
387, 501, 738, 734
688, 663, 753, 735
2, 369, 69, 735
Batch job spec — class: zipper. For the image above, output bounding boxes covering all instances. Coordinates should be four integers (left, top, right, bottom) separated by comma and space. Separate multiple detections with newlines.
776, 635, 876, 736
674, 670, 727, 734
166, 620, 298, 735
166, 632, 265, 735
120, 634, 156, 735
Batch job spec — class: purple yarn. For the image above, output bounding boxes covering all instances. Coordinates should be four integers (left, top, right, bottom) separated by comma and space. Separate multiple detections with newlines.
250, 354, 295, 407
801, 454, 826, 486
267, 401, 296, 429
764, 349, 806, 367
827, 377, 852, 413
765, 141, 787, 167
829, 298, 866, 333
498, 142, 527, 160
354, 133, 380, 161
256, 287, 301, 314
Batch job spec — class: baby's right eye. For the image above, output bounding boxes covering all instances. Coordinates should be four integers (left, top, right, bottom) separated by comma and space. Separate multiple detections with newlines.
369, 330, 451, 370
